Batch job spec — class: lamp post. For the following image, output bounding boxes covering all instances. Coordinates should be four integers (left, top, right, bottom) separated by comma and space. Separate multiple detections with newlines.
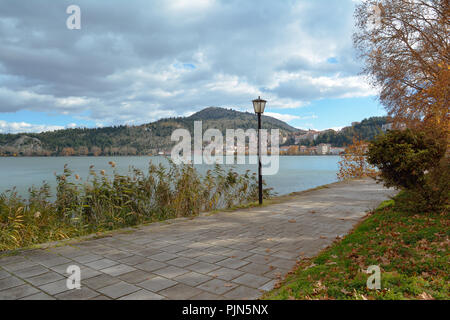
252, 96, 266, 205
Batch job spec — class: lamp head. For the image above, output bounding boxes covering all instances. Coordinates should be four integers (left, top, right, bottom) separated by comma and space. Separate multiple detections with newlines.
252, 96, 266, 114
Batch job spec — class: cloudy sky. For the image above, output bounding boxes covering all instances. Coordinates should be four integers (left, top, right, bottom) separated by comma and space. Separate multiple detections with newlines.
0, 0, 386, 134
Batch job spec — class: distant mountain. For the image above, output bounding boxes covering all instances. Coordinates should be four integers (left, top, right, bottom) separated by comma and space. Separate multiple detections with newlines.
188, 107, 298, 132
0, 107, 301, 156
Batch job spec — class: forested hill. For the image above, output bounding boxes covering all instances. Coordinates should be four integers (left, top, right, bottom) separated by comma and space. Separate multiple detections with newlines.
285, 116, 388, 147
0, 107, 301, 156
314, 116, 387, 146
187, 107, 298, 132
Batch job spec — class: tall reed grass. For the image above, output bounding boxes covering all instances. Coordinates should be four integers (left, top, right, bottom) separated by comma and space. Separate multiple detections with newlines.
0, 160, 273, 251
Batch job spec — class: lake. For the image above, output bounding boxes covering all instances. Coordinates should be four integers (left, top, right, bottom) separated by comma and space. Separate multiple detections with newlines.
0, 156, 340, 197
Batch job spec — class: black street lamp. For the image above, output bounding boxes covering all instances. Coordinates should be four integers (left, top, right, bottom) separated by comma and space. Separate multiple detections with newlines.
252, 96, 266, 205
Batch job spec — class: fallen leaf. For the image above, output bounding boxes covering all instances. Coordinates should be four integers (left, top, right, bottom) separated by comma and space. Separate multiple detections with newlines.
418, 292, 434, 300
305, 263, 317, 270
340, 288, 350, 295
288, 219, 296, 223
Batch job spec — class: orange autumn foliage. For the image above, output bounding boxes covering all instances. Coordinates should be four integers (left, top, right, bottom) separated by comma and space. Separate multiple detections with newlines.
337, 138, 377, 180
354, 0, 449, 138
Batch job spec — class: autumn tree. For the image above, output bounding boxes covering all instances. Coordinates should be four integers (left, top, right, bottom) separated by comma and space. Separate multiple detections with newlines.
61, 147, 75, 156
77, 146, 89, 156
353, 0, 449, 132
288, 145, 299, 155
337, 137, 377, 180
90, 146, 102, 156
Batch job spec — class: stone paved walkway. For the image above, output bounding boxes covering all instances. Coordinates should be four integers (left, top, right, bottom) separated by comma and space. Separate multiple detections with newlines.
0, 178, 396, 300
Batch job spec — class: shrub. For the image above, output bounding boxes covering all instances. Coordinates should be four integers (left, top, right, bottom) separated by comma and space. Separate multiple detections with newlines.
367, 129, 448, 211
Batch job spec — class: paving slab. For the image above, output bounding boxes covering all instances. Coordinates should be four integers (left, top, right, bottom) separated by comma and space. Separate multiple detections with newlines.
174, 271, 212, 287
190, 291, 225, 300
0, 269, 10, 280
39, 279, 71, 295
82, 274, 121, 290
187, 262, 221, 274
20, 292, 56, 300
134, 259, 167, 272
216, 258, 250, 269
166, 257, 197, 268
97, 281, 140, 299
208, 267, 244, 281
55, 287, 99, 300
0, 178, 395, 300
239, 262, 272, 276
197, 278, 238, 295
118, 255, 149, 266
11, 264, 48, 279
232, 273, 272, 289
0, 284, 39, 300
26, 272, 65, 286
119, 289, 165, 300
259, 279, 277, 292
153, 266, 189, 279
223, 286, 262, 300
38, 256, 72, 268
159, 283, 203, 299
101, 264, 137, 277
0, 276, 25, 290
137, 276, 177, 292
84, 258, 118, 270
0, 255, 28, 266
72, 254, 103, 264
118, 270, 156, 284
2, 260, 39, 272
148, 252, 179, 262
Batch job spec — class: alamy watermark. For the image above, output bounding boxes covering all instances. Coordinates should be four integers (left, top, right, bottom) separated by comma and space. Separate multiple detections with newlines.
366, 265, 381, 290
368, 3, 382, 28
66, 5, 81, 30
66, 265, 81, 290
170, 121, 280, 175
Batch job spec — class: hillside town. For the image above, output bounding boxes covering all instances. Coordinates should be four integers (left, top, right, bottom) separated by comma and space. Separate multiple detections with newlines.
279, 144, 345, 155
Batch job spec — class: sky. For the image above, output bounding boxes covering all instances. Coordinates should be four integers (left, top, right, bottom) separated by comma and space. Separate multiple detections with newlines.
0, 0, 387, 134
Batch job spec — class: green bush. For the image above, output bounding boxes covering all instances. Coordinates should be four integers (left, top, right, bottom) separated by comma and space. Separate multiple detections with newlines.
367, 129, 448, 211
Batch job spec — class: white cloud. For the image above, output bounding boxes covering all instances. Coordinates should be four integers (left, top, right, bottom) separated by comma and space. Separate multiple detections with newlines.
265, 112, 318, 123
0, 0, 372, 126
264, 112, 301, 122
168, 0, 214, 11
0, 120, 65, 133
296, 125, 344, 131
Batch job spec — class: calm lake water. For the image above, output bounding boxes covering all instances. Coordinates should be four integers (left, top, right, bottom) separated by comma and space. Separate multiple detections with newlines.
0, 156, 340, 197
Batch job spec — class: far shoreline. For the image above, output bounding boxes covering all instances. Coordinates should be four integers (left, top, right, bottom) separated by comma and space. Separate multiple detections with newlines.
0, 154, 342, 158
